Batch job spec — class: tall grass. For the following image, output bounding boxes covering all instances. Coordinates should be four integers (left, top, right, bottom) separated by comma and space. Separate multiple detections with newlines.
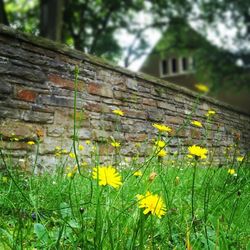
0, 67, 249, 249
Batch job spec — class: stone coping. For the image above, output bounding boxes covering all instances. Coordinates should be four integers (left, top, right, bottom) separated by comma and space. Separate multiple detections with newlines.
0, 24, 249, 117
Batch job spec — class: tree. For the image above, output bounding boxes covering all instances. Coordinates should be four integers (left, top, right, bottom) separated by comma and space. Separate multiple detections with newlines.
40, 0, 64, 41
1, 0, 250, 90
0, 0, 9, 25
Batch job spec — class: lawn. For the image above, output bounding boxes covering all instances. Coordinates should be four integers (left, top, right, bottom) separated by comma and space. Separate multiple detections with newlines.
0, 130, 249, 249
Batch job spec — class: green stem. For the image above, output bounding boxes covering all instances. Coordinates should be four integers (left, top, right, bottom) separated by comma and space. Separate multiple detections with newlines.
191, 160, 197, 232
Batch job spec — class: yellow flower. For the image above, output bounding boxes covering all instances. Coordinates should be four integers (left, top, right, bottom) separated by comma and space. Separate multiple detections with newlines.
191, 120, 202, 128
188, 145, 208, 159
78, 145, 84, 151
54, 152, 61, 157
112, 109, 124, 116
206, 110, 216, 117
86, 140, 91, 145
81, 161, 88, 168
69, 152, 76, 159
2, 176, 8, 183
152, 123, 172, 133
133, 170, 142, 177
111, 141, 121, 148
67, 172, 75, 178
61, 149, 68, 154
136, 191, 166, 218
27, 141, 35, 145
155, 140, 166, 148
92, 166, 122, 189
55, 146, 61, 151
237, 156, 244, 162
228, 169, 236, 175
195, 83, 209, 93
157, 149, 167, 157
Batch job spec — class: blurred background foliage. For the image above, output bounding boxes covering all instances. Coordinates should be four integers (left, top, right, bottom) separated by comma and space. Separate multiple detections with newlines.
0, 0, 250, 91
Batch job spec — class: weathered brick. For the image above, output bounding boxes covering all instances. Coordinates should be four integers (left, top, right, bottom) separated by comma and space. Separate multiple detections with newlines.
49, 74, 84, 91
0, 82, 12, 94
0, 26, 250, 166
142, 98, 156, 107
87, 83, 113, 98
166, 116, 183, 125
0, 119, 44, 139
125, 133, 147, 142
126, 78, 138, 90
16, 88, 38, 102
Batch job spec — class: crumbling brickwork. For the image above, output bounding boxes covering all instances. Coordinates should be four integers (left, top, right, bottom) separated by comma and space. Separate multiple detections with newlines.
0, 25, 249, 167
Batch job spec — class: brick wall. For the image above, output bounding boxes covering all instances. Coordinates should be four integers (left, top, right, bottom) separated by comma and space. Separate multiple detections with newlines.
0, 25, 249, 168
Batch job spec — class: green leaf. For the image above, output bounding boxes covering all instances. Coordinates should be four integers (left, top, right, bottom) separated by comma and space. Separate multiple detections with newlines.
60, 202, 72, 219
34, 223, 49, 244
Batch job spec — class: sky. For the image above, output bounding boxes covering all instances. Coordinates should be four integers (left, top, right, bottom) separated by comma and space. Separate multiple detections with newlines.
117, 10, 242, 72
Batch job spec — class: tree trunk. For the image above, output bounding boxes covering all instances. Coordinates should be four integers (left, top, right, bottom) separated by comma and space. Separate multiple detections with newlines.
40, 0, 64, 41
0, 0, 9, 25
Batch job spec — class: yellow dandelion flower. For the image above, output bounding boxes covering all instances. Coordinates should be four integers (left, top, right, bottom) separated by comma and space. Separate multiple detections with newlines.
133, 170, 142, 177
237, 156, 244, 162
157, 149, 167, 157
191, 120, 203, 128
86, 140, 91, 145
69, 152, 76, 159
112, 109, 124, 116
92, 166, 122, 189
111, 141, 121, 148
188, 145, 208, 159
27, 141, 35, 145
155, 140, 166, 148
67, 172, 75, 178
152, 123, 172, 133
54, 152, 61, 157
78, 145, 84, 151
136, 191, 166, 218
228, 169, 236, 175
81, 161, 88, 168
195, 83, 209, 93
206, 110, 216, 117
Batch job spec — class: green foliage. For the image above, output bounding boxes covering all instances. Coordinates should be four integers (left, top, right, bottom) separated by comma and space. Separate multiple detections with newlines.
0, 156, 249, 249
4, 0, 39, 34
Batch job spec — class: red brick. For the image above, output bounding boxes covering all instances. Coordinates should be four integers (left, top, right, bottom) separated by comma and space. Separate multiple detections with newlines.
16, 89, 38, 102
87, 83, 113, 98
49, 74, 84, 91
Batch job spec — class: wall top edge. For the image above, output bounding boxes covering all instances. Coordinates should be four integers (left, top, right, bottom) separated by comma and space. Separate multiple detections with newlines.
0, 24, 249, 117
